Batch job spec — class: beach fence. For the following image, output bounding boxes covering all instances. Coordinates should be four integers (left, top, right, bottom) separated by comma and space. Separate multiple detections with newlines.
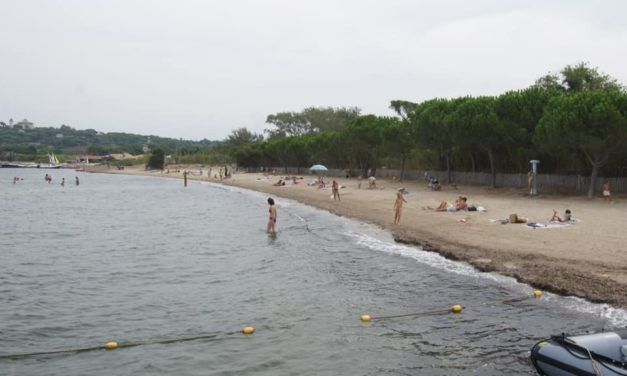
255, 167, 627, 194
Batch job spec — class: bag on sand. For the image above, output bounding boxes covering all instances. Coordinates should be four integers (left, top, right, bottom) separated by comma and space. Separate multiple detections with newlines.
509, 214, 527, 223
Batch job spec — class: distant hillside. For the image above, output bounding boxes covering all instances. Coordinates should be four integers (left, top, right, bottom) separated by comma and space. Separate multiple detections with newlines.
0, 124, 220, 161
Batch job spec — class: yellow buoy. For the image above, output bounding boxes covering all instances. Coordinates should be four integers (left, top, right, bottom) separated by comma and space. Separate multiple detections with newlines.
533, 290, 543, 298
242, 326, 255, 335
360, 315, 372, 322
451, 305, 463, 314
104, 341, 118, 350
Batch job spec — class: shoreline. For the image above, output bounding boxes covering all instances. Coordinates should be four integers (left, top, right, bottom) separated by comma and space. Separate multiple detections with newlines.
86, 165, 627, 309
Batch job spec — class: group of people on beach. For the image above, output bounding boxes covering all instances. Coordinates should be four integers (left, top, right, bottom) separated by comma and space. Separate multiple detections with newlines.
177, 166, 237, 187
265, 172, 616, 234
354, 175, 378, 189
273, 176, 303, 186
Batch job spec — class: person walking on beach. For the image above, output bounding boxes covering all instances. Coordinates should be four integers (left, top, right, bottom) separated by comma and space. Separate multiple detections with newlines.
332, 180, 341, 201
75, 176, 79, 186
219, 168, 223, 181
183, 171, 188, 187
394, 191, 407, 225
602, 180, 612, 204
267, 197, 277, 234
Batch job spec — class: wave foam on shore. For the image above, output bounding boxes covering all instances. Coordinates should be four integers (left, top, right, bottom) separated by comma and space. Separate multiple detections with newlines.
345, 231, 627, 327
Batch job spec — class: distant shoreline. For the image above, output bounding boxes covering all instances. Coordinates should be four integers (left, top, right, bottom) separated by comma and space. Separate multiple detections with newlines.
86, 165, 627, 310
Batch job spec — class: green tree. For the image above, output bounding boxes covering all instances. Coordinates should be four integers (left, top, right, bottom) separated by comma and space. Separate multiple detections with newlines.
534, 62, 623, 93
411, 99, 458, 182
494, 88, 555, 172
265, 106, 360, 139
389, 100, 419, 119
340, 115, 387, 177
381, 117, 414, 181
232, 142, 264, 167
452, 97, 506, 188
146, 148, 165, 170
226, 127, 263, 147
536, 90, 627, 197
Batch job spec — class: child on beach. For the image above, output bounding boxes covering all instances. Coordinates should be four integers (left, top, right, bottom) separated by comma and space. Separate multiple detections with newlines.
394, 191, 407, 224
602, 180, 612, 204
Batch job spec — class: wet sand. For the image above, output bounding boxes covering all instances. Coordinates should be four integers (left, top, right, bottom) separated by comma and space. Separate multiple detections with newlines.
90, 165, 627, 308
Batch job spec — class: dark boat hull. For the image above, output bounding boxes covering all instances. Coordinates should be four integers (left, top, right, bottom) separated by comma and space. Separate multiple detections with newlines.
531, 332, 627, 375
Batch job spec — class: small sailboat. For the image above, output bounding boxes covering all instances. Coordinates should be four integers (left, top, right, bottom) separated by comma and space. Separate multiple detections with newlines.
37, 152, 62, 169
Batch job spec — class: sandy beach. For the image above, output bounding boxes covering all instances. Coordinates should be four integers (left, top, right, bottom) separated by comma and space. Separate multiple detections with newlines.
90, 165, 627, 308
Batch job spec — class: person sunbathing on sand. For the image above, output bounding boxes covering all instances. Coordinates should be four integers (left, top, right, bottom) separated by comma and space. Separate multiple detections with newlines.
550, 209, 571, 223
273, 179, 285, 186
433, 196, 467, 212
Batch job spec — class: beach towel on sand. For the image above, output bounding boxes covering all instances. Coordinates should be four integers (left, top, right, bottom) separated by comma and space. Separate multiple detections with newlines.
526, 222, 571, 229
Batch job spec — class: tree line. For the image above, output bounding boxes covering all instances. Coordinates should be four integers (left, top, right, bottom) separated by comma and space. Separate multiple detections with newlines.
0, 124, 221, 163
228, 63, 627, 197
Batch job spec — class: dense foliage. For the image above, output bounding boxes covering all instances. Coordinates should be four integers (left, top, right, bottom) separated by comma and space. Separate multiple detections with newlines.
264, 107, 361, 139
146, 148, 165, 170
4, 63, 625, 197
232, 64, 627, 197
0, 124, 220, 162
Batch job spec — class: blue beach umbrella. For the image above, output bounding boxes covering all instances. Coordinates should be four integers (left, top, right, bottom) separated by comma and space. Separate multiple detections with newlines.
309, 164, 328, 173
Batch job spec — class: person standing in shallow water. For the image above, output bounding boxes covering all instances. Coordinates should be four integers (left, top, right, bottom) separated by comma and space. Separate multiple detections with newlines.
267, 197, 277, 234
60, 178, 65, 187
183, 171, 188, 187
75, 176, 79, 186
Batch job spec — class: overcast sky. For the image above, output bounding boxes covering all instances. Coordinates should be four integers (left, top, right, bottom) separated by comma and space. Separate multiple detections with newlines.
1, 0, 626, 140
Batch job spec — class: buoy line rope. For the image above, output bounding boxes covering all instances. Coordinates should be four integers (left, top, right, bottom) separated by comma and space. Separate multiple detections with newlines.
466, 294, 532, 309
363, 292, 541, 322
0, 332, 232, 360
0, 292, 544, 359
372, 307, 453, 320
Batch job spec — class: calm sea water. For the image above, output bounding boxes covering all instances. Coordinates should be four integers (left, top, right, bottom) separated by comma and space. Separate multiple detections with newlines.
1, 169, 626, 376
